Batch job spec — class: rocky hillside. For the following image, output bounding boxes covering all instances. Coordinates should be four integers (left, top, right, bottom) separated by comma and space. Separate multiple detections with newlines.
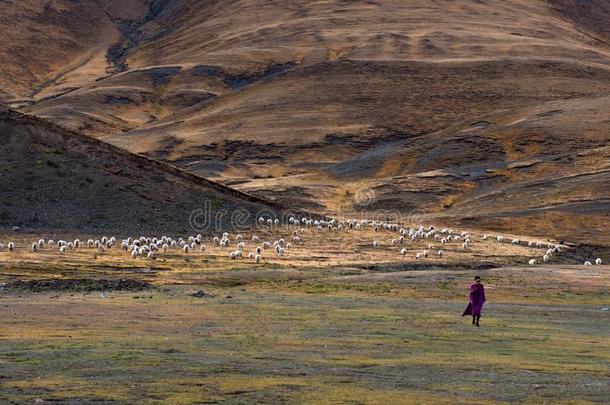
0, 107, 279, 234
1, 0, 608, 243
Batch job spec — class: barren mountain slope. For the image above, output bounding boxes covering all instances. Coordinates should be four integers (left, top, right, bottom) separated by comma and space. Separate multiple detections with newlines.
18, 0, 610, 140
2, 0, 609, 244
0, 107, 279, 234
0, 0, 149, 103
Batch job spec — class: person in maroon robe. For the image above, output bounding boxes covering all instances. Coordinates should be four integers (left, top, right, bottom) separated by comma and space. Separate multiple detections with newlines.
462, 275, 486, 326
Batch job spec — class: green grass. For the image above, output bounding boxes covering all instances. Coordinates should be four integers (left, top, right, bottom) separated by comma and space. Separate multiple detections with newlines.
1, 247, 609, 403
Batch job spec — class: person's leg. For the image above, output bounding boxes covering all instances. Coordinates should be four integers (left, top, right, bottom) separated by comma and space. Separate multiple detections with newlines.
472, 315, 476, 325
476, 316, 480, 326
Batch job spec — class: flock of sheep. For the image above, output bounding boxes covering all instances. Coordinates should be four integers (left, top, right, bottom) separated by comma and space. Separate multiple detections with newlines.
0, 216, 604, 266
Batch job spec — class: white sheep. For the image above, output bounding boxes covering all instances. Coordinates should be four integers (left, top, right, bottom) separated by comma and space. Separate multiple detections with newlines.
373, 241, 379, 247
528, 259, 536, 266
8, 242, 15, 252
255, 254, 262, 263
147, 251, 155, 260
183, 245, 190, 253
543, 254, 549, 263
31, 242, 38, 252
59, 246, 66, 254
595, 258, 602, 265
400, 248, 407, 256
437, 250, 443, 257
584, 261, 593, 266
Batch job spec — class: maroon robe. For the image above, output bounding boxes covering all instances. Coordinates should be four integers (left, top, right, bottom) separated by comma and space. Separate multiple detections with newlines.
462, 283, 485, 317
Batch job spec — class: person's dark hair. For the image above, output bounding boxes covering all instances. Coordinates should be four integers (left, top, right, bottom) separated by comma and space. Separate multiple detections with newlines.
474, 276, 481, 281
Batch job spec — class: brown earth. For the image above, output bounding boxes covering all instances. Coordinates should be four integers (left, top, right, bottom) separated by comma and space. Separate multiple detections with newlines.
0, 0, 608, 244
0, 106, 281, 234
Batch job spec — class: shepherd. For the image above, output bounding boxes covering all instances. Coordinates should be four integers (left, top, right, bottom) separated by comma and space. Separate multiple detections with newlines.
462, 275, 486, 326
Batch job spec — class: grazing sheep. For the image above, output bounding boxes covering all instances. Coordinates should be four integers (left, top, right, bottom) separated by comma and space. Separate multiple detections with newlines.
482, 235, 488, 240
595, 258, 602, 265
528, 259, 536, 266
183, 245, 190, 253
147, 251, 155, 260
496, 236, 504, 243
236, 234, 243, 241
543, 254, 549, 263
59, 246, 66, 254
8, 242, 15, 252
437, 250, 443, 257
255, 254, 262, 263
252, 235, 260, 242
373, 241, 379, 247
584, 261, 593, 266
415, 252, 424, 260
248, 252, 255, 259
400, 248, 407, 256
256, 246, 262, 254
238, 242, 246, 250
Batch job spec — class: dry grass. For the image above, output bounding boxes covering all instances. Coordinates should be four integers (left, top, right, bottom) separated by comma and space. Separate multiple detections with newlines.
1, 235, 609, 403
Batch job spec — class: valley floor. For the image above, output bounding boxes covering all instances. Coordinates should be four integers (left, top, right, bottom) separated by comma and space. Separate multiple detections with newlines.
1, 255, 609, 403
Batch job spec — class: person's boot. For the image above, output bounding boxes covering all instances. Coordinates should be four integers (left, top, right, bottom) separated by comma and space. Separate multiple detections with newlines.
476, 316, 480, 327
472, 316, 476, 325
